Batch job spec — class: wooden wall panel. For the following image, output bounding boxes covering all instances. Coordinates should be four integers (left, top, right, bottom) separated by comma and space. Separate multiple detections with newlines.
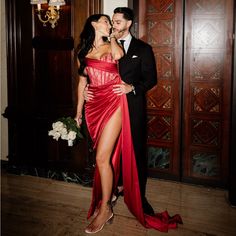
5, 0, 102, 171
136, 0, 234, 187
229, 13, 236, 205
32, 1, 73, 114
183, 0, 234, 186
138, 0, 183, 180
5, 0, 35, 165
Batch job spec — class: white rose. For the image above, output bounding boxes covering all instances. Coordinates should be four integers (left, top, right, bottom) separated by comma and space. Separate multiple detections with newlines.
52, 131, 61, 141
52, 121, 65, 132
48, 130, 60, 139
60, 128, 68, 135
68, 140, 73, 146
68, 131, 77, 141
61, 134, 68, 140
48, 130, 55, 136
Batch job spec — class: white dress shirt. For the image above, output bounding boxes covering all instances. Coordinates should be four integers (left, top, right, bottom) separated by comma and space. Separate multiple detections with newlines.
119, 33, 132, 53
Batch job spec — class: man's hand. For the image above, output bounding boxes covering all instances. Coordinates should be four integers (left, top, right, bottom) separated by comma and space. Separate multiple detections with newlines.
84, 84, 94, 101
113, 81, 133, 95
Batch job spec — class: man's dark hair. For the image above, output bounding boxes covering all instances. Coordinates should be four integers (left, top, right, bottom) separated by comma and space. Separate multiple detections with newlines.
113, 7, 134, 22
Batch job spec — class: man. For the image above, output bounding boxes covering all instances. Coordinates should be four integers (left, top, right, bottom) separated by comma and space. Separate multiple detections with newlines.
112, 7, 157, 215
84, 7, 157, 215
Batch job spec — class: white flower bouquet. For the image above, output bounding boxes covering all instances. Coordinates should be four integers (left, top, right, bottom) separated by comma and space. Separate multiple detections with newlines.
48, 117, 83, 146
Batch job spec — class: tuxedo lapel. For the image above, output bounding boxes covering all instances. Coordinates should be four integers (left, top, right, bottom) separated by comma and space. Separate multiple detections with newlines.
119, 37, 138, 77
126, 37, 137, 57
120, 37, 136, 63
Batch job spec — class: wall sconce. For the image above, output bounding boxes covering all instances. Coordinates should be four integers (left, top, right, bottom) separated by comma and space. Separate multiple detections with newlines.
30, 0, 66, 28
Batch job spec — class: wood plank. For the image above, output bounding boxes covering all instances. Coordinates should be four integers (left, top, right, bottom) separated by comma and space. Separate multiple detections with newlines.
1, 172, 236, 236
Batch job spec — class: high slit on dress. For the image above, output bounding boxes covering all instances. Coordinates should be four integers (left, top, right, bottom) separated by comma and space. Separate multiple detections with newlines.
84, 54, 182, 232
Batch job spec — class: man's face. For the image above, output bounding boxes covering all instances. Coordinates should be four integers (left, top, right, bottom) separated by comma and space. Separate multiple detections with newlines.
112, 13, 131, 39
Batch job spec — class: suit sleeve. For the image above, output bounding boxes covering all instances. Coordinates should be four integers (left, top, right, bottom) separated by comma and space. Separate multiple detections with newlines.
134, 44, 157, 95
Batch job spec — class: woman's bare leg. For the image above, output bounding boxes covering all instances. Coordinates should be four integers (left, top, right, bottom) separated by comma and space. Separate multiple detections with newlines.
85, 107, 122, 233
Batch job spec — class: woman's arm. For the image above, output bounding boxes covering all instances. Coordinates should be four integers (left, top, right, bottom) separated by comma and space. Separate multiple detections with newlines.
75, 60, 87, 126
75, 75, 87, 126
109, 35, 124, 60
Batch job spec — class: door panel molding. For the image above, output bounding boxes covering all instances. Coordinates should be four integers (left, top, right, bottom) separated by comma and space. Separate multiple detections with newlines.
137, 0, 234, 186
138, 0, 183, 180
183, 0, 234, 186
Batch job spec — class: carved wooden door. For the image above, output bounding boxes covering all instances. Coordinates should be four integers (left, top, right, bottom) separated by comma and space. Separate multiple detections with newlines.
137, 0, 183, 181
137, 0, 234, 186
183, 0, 233, 186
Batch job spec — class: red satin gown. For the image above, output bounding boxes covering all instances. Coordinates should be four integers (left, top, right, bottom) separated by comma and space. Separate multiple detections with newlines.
84, 53, 182, 232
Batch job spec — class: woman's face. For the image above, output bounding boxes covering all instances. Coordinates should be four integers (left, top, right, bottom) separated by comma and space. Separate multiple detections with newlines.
93, 16, 112, 37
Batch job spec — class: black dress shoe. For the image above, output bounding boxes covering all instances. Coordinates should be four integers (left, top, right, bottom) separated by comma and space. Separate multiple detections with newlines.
143, 198, 155, 215
111, 188, 124, 206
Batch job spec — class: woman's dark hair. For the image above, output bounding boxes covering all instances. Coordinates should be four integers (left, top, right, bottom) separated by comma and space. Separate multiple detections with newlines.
113, 7, 134, 22
77, 14, 111, 76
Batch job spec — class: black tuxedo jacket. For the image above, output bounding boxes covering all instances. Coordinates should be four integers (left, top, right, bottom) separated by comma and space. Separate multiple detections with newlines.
119, 36, 157, 196
119, 37, 157, 96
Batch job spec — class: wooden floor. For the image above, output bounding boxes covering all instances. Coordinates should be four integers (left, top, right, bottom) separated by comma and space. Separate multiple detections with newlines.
1, 171, 236, 236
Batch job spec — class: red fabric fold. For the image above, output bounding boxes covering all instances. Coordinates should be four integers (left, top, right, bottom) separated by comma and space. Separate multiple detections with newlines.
84, 57, 183, 232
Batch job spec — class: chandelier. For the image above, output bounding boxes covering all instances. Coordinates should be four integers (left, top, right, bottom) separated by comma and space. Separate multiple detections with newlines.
30, 0, 66, 28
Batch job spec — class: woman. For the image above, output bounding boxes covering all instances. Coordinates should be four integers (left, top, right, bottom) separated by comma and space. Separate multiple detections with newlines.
75, 14, 124, 234
75, 14, 182, 234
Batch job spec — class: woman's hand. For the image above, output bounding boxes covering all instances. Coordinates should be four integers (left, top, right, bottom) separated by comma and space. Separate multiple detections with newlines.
74, 114, 83, 127
110, 28, 125, 40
